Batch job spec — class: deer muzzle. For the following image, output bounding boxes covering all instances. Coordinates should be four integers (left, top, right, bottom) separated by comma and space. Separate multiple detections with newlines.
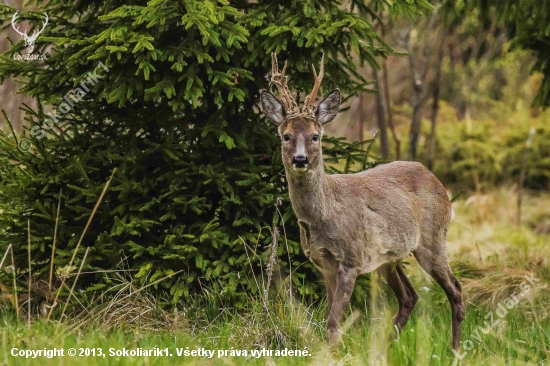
292, 155, 309, 170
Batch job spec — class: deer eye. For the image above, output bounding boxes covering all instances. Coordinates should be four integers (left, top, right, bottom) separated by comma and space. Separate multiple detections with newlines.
312, 134, 319, 142
283, 135, 290, 142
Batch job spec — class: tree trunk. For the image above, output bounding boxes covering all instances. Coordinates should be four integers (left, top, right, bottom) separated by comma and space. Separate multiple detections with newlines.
372, 68, 389, 159
403, 31, 425, 162
0, 0, 41, 133
407, 102, 423, 161
517, 128, 536, 226
381, 22, 400, 160
382, 60, 401, 160
358, 93, 365, 141
404, 14, 437, 162
428, 32, 446, 170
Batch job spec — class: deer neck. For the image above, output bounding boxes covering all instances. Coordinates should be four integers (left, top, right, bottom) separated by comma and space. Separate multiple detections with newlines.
286, 161, 332, 223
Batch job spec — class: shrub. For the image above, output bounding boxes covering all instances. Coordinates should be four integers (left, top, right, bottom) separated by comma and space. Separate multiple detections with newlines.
0, 0, 428, 307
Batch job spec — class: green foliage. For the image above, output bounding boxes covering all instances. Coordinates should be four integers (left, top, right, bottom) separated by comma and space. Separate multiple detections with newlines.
0, 0, 429, 306
324, 134, 381, 174
505, 1, 550, 108
478, 0, 550, 107
427, 105, 550, 191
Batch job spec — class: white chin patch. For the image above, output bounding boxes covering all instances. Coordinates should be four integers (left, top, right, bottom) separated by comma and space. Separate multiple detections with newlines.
292, 165, 308, 172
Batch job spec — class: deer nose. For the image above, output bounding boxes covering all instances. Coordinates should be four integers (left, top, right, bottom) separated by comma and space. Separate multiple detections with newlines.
292, 155, 309, 168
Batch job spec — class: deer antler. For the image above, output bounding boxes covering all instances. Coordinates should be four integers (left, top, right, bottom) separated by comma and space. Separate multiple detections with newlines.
31, 13, 48, 38
269, 53, 300, 115
11, 12, 28, 37
303, 54, 325, 115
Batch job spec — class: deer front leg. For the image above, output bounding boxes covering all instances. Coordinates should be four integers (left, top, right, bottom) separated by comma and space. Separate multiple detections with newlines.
298, 221, 311, 257
322, 272, 336, 318
327, 263, 358, 347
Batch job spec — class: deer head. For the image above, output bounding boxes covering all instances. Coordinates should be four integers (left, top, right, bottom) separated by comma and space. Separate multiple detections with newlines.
11, 12, 49, 54
260, 53, 340, 174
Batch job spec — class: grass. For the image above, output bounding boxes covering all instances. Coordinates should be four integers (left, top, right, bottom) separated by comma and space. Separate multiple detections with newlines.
1, 187, 550, 365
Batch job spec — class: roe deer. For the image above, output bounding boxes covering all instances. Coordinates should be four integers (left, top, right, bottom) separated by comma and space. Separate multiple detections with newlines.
260, 53, 465, 350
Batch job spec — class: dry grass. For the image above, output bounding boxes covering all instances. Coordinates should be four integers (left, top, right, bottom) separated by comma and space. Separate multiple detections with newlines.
68, 269, 177, 333
445, 186, 550, 309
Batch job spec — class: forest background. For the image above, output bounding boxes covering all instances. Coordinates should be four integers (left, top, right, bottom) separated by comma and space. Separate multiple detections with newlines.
0, 0, 549, 365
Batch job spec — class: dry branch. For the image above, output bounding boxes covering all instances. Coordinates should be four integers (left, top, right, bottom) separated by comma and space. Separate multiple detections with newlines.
47, 168, 117, 322
517, 128, 536, 225
49, 189, 62, 290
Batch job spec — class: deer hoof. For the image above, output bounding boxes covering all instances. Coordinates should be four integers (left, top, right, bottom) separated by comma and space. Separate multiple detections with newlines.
327, 327, 340, 348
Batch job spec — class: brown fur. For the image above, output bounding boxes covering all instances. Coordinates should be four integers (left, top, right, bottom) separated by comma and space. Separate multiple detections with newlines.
261, 85, 464, 350
278, 115, 464, 350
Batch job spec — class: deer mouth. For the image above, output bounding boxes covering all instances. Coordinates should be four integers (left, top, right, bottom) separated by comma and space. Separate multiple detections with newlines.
292, 162, 309, 172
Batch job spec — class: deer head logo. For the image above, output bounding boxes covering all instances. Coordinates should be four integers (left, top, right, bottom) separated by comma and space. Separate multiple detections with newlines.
11, 12, 48, 54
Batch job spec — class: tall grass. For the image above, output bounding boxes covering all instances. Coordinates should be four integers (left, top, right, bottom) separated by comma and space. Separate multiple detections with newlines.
1, 187, 549, 365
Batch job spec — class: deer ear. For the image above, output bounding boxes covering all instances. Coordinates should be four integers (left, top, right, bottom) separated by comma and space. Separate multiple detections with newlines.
260, 90, 286, 125
316, 89, 340, 125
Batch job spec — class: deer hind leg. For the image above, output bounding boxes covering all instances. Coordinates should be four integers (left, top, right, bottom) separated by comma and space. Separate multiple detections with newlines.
326, 263, 358, 347
413, 244, 465, 351
379, 262, 418, 330
396, 263, 419, 309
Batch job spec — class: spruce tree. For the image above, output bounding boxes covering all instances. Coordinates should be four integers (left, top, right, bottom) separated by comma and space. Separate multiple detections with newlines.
0, 0, 429, 306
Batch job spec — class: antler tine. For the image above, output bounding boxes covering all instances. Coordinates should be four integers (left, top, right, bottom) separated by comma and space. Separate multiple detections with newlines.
280, 60, 287, 78
271, 52, 279, 76
11, 12, 27, 37
33, 13, 48, 37
270, 52, 299, 114
304, 53, 325, 113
